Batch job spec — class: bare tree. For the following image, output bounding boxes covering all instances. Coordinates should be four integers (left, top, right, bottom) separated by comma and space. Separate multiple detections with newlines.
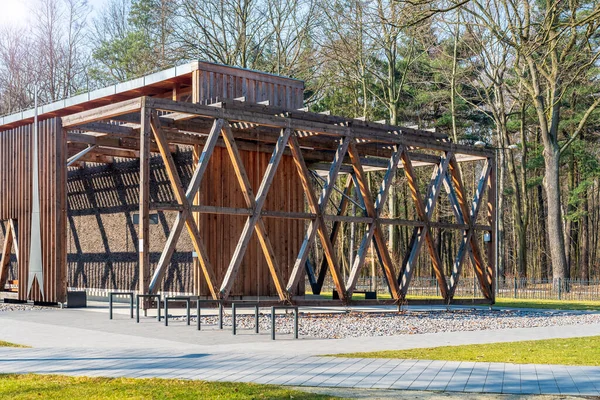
176, 0, 269, 68
464, 0, 600, 281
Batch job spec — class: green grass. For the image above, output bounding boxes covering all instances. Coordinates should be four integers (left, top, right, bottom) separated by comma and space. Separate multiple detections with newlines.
0, 341, 28, 348
332, 336, 600, 366
317, 292, 600, 310
0, 374, 341, 400
494, 298, 600, 311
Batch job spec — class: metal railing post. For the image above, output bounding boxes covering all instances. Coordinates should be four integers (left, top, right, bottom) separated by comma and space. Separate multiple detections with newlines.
255, 305, 259, 334
219, 303, 223, 329
271, 307, 276, 340
232, 303, 237, 335
164, 298, 169, 326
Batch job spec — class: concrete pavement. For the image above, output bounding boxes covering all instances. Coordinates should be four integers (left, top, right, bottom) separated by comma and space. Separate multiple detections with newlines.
1, 304, 599, 396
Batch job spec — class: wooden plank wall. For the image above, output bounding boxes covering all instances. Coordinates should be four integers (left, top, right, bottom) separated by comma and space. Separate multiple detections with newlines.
197, 147, 305, 297
193, 64, 304, 109
0, 118, 67, 303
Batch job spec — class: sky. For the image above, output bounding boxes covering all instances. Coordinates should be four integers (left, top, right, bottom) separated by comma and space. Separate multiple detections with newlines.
0, 0, 108, 27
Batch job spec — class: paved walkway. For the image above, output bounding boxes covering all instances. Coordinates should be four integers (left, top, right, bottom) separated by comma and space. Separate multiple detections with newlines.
1, 305, 600, 396
1, 347, 599, 396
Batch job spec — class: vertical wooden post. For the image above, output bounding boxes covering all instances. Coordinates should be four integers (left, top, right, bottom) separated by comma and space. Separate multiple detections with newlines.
139, 99, 151, 295
192, 70, 201, 104
56, 123, 68, 303
172, 83, 181, 102
192, 144, 201, 295
191, 72, 201, 296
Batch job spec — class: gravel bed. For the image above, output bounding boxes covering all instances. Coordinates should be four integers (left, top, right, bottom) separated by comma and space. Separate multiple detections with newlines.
172, 309, 600, 339
0, 303, 50, 312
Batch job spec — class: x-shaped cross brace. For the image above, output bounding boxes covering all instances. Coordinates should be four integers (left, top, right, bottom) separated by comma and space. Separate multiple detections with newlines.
398, 152, 452, 300
445, 157, 493, 300
219, 124, 292, 300
148, 115, 222, 298
346, 141, 401, 299
286, 134, 350, 301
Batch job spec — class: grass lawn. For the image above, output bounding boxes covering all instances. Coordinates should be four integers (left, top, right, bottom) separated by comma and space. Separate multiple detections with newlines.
317, 292, 600, 310
494, 298, 600, 311
0, 374, 341, 399
332, 336, 600, 366
0, 341, 28, 348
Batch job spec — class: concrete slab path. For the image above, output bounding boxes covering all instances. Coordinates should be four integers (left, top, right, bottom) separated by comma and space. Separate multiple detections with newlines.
1, 347, 599, 396
1, 305, 600, 396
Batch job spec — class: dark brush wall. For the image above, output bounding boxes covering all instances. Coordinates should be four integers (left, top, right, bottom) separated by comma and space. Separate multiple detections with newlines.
66, 147, 305, 296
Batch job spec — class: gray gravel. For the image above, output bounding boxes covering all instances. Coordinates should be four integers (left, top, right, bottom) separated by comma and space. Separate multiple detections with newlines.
0, 303, 50, 312
175, 309, 600, 339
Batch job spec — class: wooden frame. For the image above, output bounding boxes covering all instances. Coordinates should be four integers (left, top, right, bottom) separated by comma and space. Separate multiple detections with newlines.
58, 94, 496, 305
1, 63, 496, 305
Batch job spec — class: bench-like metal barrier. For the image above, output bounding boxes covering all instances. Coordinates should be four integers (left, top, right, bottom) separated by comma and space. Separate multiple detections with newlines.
196, 299, 224, 331
136, 294, 161, 323
231, 301, 259, 335
164, 296, 192, 326
108, 292, 134, 320
271, 306, 299, 340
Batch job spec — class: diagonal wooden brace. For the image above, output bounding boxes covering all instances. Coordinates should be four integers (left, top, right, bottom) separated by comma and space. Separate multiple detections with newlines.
346, 142, 401, 299
286, 134, 349, 300
148, 116, 221, 298
219, 124, 292, 300
0, 220, 16, 290
398, 152, 451, 300
312, 176, 354, 294
446, 157, 493, 299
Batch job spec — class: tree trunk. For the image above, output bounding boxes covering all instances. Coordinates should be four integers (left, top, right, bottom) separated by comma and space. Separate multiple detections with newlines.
581, 188, 590, 281
537, 184, 550, 279
543, 148, 569, 280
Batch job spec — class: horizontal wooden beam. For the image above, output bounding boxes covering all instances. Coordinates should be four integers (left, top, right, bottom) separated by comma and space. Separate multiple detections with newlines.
144, 97, 494, 157
62, 98, 142, 127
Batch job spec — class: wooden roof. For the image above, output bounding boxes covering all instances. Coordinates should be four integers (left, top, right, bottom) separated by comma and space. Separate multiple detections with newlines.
0, 61, 304, 131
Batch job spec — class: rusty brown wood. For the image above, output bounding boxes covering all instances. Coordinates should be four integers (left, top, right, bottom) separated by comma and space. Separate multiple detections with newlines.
346, 141, 401, 299
218, 123, 291, 300
446, 157, 493, 299
398, 152, 451, 300
286, 134, 348, 300
0, 220, 14, 289
148, 114, 220, 299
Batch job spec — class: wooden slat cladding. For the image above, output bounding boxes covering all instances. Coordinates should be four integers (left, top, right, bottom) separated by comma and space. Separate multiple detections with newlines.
193, 64, 304, 109
65, 149, 304, 297
0, 118, 67, 303
197, 147, 305, 297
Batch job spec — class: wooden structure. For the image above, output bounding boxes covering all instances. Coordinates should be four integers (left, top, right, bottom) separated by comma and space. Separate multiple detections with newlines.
0, 61, 496, 305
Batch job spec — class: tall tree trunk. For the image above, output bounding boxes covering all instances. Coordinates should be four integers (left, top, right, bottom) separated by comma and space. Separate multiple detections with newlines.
581, 188, 590, 281
497, 148, 506, 283
537, 184, 550, 279
544, 148, 569, 280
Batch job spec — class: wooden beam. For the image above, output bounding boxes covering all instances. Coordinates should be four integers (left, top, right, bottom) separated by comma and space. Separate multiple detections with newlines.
286, 134, 348, 300
145, 97, 495, 157
346, 141, 401, 300
138, 101, 151, 295
0, 221, 14, 289
218, 123, 291, 300
62, 98, 142, 128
